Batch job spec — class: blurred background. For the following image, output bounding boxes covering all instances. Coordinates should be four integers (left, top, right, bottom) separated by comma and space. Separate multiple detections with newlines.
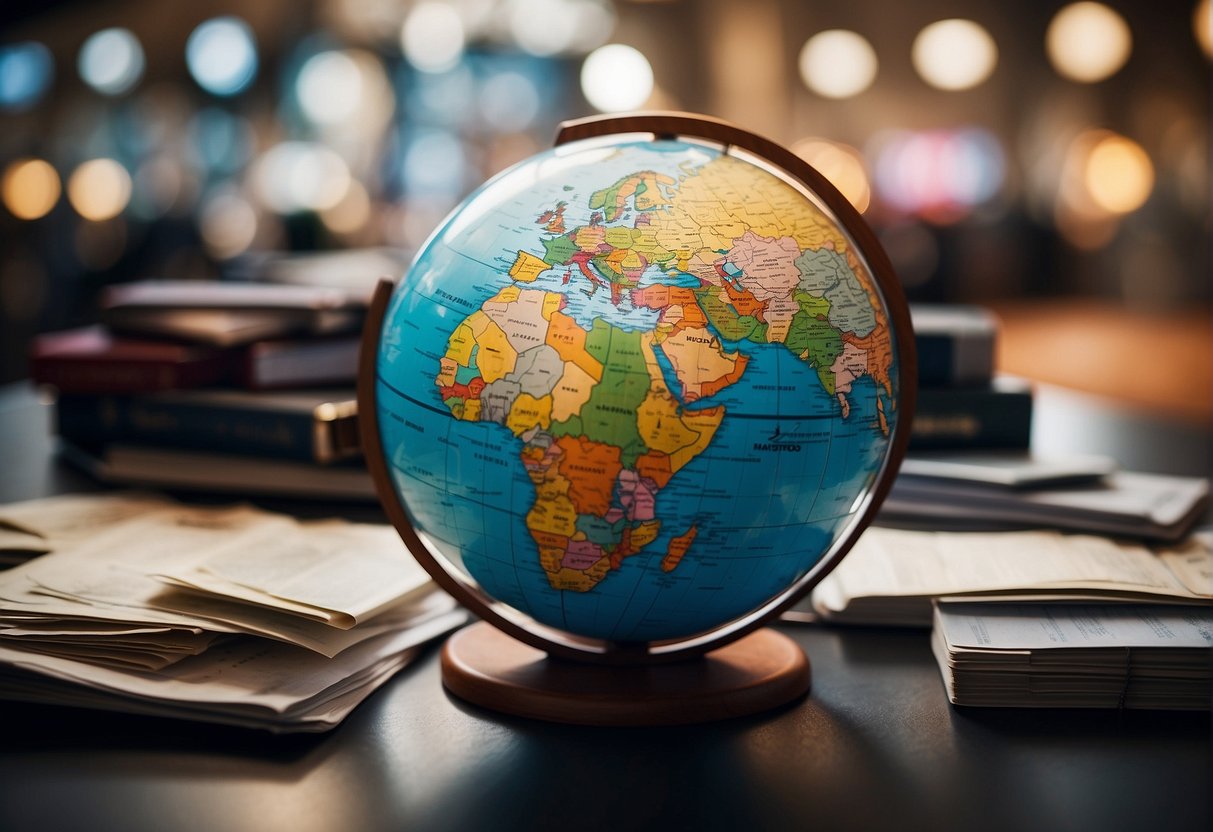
0, 0, 1209, 419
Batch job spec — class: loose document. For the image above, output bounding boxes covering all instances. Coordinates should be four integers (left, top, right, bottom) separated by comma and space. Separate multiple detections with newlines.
0, 493, 467, 732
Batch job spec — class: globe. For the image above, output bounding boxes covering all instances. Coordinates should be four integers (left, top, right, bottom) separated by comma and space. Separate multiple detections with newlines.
369, 115, 911, 659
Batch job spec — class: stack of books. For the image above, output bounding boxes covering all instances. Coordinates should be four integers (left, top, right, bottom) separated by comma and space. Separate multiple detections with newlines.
885, 304, 1209, 541
0, 493, 466, 731
31, 277, 379, 501
907, 305, 1030, 452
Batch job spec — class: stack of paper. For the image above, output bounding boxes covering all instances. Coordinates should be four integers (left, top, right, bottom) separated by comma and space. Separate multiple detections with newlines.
0, 491, 175, 567
0, 494, 467, 732
882, 465, 1209, 543
798, 527, 1213, 627
932, 602, 1213, 709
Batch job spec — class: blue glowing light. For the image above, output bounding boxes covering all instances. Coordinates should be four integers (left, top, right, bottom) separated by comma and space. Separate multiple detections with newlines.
0, 42, 53, 111
186, 17, 259, 96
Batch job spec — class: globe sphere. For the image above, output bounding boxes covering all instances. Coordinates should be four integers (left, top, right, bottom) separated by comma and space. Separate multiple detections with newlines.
370, 120, 909, 657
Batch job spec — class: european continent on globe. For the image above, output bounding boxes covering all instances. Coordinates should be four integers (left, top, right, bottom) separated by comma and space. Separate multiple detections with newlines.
433, 154, 893, 595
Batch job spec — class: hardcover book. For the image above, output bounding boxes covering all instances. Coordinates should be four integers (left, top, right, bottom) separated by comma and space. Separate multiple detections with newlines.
101, 280, 366, 346
57, 388, 361, 464
910, 304, 999, 387
30, 326, 231, 394
911, 377, 1033, 450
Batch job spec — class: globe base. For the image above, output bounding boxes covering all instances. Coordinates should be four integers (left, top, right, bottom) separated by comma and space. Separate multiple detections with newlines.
440, 622, 811, 726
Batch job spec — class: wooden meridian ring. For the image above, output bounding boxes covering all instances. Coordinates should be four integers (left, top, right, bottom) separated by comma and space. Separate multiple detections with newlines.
358, 112, 916, 665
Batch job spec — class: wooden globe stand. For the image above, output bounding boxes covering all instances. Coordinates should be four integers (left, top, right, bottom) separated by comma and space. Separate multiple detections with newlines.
357, 113, 915, 727
441, 622, 810, 726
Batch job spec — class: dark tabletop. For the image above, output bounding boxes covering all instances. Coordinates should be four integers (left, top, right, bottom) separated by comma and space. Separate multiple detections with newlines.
0, 383, 1209, 832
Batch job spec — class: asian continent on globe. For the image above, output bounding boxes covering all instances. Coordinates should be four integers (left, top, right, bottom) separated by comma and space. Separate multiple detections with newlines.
376, 138, 900, 643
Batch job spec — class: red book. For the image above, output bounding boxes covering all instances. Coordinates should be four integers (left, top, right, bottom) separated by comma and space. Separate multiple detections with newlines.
29, 326, 232, 393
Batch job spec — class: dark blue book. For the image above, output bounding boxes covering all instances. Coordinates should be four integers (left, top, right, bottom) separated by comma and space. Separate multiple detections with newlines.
910, 377, 1032, 450
911, 305, 999, 387
56, 389, 360, 464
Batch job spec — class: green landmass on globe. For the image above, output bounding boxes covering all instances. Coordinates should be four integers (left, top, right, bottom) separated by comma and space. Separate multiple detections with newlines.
426, 151, 894, 599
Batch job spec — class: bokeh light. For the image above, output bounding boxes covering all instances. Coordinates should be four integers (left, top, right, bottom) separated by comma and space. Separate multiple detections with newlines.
1084, 133, 1154, 214
253, 142, 351, 214
1196, 0, 1212, 58
297, 50, 364, 125
403, 129, 467, 195
130, 155, 185, 220
792, 139, 871, 212
67, 159, 133, 222
78, 28, 145, 96
1046, 3, 1132, 82
580, 44, 653, 112
479, 70, 541, 132
912, 19, 998, 91
798, 30, 878, 99
187, 108, 255, 175
509, 0, 616, 57
199, 185, 259, 259
186, 17, 259, 96
2, 159, 61, 220
0, 42, 54, 111
873, 128, 1005, 221
401, 2, 466, 73
319, 179, 372, 235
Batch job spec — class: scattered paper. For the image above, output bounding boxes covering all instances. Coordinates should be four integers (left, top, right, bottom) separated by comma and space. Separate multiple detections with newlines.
805, 528, 1213, 627
0, 494, 467, 731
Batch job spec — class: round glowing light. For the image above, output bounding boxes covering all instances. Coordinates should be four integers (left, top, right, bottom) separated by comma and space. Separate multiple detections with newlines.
2, 158, 60, 220
1084, 133, 1153, 214
479, 71, 541, 132
509, 0, 616, 57
0, 42, 54, 110
78, 27, 145, 95
130, 155, 184, 219
320, 178, 372, 234
872, 128, 1005, 221
403, 130, 467, 194
1196, 0, 1212, 59
401, 2, 466, 73
912, 19, 998, 91
67, 158, 132, 221
580, 44, 653, 113
297, 51, 363, 125
792, 139, 871, 212
186, 17, 259, 96
253, 142, 351, 214
1046, 3, 1132, 82
199, 185, 258, 259
798, 30, 878, 99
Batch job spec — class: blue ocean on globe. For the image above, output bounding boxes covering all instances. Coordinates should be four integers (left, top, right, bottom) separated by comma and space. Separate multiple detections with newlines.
376, 137, 899, 643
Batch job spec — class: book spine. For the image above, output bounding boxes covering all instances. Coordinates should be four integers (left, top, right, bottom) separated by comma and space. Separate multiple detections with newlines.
910, 386, 1032, 450
30, 357, 229, 394
56, 395, 322, 462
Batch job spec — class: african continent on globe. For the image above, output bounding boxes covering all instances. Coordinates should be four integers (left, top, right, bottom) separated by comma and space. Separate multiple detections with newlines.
376, 138, 899, 643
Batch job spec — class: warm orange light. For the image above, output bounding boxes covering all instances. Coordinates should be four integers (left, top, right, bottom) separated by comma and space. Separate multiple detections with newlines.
67, 158, 132, 221
2, 158, 60, 220
1196, 0, 1212, 58
792, 139, 871, 213
320, 179, 372, 234
1047, 3, 1132, 82
1084, 134, 1153, 214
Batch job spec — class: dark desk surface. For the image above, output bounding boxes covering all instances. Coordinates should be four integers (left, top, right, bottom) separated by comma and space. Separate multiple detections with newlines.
1, 383, 1209, 832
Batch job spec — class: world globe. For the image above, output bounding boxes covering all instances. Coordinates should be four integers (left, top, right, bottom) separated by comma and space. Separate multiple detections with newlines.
366, 115, 912, 662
